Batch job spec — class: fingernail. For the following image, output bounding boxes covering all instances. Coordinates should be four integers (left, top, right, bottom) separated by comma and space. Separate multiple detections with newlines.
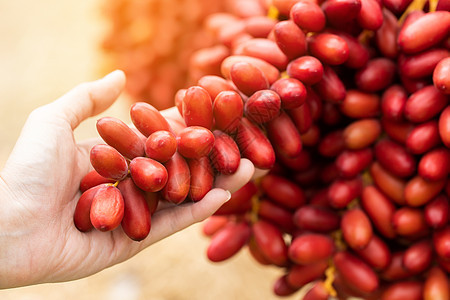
225, 190, 232, 202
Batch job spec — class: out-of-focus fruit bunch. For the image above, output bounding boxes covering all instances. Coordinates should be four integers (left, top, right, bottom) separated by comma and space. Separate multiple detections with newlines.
82, 0, 450, 298
101, 0, 268, 109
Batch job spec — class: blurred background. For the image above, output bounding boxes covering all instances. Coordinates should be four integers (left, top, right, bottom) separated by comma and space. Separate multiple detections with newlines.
0, 1, 301, 299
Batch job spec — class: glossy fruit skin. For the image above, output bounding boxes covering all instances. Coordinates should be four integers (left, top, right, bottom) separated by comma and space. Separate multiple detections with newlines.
273, 20, 307, 60
404, 85, 448, 123
89, 185, 124, 232
266, 111, 302, 158
260, 174, 306, 209
129, 157, 168, 193
188, 156, 214, 202
221, 55, 280, 85
423, 266, 450, 300
308, 33, 349, 65
161, 152, 190, 204
244, 90, 281, 124
177, 126, 215, 159
229, 61, 269, 96
79, 170, 115, 193
286, 260, 329, 289
96, 117, 145, 159
289, 233, 335, 264
361, 186, 396, 239
341, 208, 373, 250
433, 57, 450, 94
118, 178, 151, 241
130, 102, 171, 137
439, 106, 450, 147
212, 90, 243, 134
206, 222, 251, 262
334, 251, 379, 294
182, 86, 213, 129
235, 118, 275, 169
270, 78, 307, 109
145, 130, 177, 163
287, 56, 324, 85
74, 184, 107, 232
290, 1, 326, 32
252, 220, 288, 267
90, 144, 129, 181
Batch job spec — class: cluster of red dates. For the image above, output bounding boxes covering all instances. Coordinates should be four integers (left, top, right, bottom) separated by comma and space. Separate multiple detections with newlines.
79, 0, 450, 298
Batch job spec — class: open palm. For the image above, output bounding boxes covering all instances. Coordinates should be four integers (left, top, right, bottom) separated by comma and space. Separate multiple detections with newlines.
0, 71, 255, 288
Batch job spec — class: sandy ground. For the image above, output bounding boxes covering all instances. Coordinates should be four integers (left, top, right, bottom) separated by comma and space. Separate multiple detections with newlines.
0, 1, 303, 299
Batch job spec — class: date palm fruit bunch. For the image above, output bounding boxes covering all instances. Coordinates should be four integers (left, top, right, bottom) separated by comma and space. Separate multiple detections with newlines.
81, 0, 449, 298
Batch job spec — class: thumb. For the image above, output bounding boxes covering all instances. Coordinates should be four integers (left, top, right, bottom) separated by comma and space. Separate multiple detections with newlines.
51, 70, 126, 129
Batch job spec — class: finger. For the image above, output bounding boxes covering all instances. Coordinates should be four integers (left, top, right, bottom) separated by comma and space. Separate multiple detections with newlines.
51, 70, 126, 129
214, 158, 255, 193
252, 167, 270, 180
160, 106, 186, 134
144, 188, 231, 245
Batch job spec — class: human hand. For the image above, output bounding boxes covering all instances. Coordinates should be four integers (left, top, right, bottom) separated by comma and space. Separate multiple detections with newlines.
0, 70, 255, 288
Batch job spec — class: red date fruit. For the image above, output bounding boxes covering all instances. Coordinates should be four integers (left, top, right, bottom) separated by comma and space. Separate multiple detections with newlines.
214, 181, 256, 215
333, 251, 379, 293
266, 111, 302, 158
235, 38, 289, 69
258, 199, 296, 233
236, 118, 275, 169
273, 275, 298, 297
418, 148, 450, 181
381, 281, 423, 300
355, 58, 396, 92
434, 57, 450, 94
213, 90, 243, 134
197, 75, 234, 100
273, 20, 307, 60
90, 185, 124, 232
229, 61, 269, 96
290, 1, 326, 32
404, 176, 446, 207
221, 55, 280, 85
202, 216, 229, 237
318, 130, 345, 157
270, 78, 307, 109
361, 186, 396, 239
308, 33, 349, 65
252, 220, 288, 266
380, 251, 411, 281
434, 226, 450, 261
425, 195, 449, 229
343, 119, 381, 149
287, 56, 324, 85
244, 16, 276, 38
289, 233, 335, 264
328, 176, 363, 208
402, 239, 433, 274
286, 260, 328, 289
314, 65, 346, 103
209, 130, 240, 175
398, 11, 450, 54
392, 207, 428, 237
381, 118, 414, 144
404, 85, 448, 123
303, 282, 329, 300
336, 148, 373, 178
439, 106, 450, 147
182, 86, 213, 129
129, 157, 168, 193
79, 170, 115, 193
321, 0, 362, 28
357, 0, 383, 30
423, 266, 450, 300
188, 156, 214, 202
370, 162, 406, 205
399, 48, 449, 79
374, 8, 399, 59
406, 120, 441, 154
287, 102, 313, 134
355, 235, 392, 270
74, 184, 106, 232
161, 152, 190, 204
293, 205, 341, 233
341, 208, 373, 250
207, 222, 251, 262
118, 178, 151, 241
374, 139, 416, 178
130, 102, 171, 137
145, 130, 177, 163
340, 90, 380, 118
381, 85, 407, 121
90, 144, 128, 181
260, 174, 306, 209
96, 117, 145, 159
178, 126, 215, 159
244, 90, 281, 124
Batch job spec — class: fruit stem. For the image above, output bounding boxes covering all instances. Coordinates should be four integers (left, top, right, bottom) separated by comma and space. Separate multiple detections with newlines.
323, 262, 338, 297
398, 0, 430, 24
267, 5, 279, 20
331, 229, 347, 251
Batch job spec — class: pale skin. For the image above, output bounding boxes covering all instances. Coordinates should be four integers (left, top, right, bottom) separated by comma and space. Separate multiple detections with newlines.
0, 70, 257, 289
